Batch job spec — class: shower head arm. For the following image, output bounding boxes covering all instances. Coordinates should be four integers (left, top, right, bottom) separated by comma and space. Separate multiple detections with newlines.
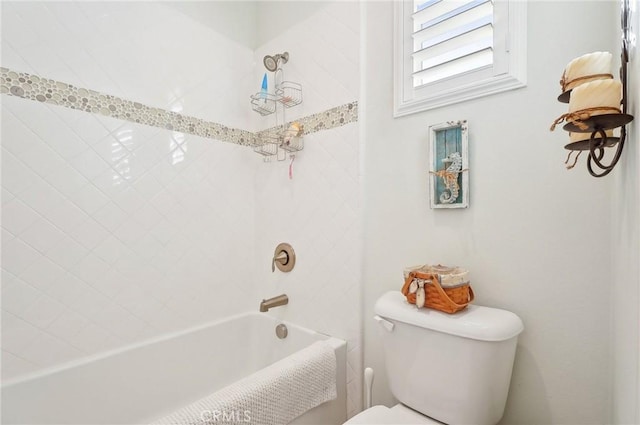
278, 52, 289, 65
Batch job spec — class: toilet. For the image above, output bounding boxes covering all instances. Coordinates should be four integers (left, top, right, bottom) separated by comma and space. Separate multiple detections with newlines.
347, 291, 524, 425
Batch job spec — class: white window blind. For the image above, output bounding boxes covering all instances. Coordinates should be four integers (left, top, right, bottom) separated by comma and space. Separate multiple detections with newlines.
393, 0, 527, 116
412, 0, 494, 87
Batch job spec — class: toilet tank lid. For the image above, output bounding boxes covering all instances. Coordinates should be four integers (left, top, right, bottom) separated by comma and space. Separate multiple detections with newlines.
374, 291, 524, 342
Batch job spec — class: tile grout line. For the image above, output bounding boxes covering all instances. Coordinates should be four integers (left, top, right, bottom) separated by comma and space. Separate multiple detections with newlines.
1, 67, 358, 148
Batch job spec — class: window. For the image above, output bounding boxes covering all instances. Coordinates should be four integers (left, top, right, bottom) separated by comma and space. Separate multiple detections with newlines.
394, 0, 527, 117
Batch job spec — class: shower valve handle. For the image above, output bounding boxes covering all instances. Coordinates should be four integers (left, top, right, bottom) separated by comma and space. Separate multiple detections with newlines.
271, 243, 296, 273
272, 251, 289, 272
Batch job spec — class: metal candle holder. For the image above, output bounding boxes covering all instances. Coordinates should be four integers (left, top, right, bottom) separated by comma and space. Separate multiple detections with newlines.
557, 0, 634, 178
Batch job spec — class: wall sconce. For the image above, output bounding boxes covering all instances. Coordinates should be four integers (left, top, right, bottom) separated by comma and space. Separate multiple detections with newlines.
550, 0, 635, 178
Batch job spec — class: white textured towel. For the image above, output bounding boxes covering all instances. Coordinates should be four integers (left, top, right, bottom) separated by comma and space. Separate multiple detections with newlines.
152, 340, 337, 425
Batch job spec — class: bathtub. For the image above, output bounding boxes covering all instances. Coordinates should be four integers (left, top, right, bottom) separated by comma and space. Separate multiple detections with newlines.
1, 312, 347, 424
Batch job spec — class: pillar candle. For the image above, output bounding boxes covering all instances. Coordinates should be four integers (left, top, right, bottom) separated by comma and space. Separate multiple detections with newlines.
569, 129, 614, 143
569, 79, 622, 114
562, 51, 613, 91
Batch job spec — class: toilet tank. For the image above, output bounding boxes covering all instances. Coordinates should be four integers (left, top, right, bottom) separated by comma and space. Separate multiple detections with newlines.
374, 291, 524, 425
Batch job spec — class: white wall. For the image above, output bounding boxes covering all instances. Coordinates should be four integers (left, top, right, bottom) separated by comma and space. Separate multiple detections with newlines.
610, 0, 640, 422
256, 1, 329, 49
165, 1, 258, 50
362, 2, 615, 424
252, 2, 362, 417
1, 1, 257, 380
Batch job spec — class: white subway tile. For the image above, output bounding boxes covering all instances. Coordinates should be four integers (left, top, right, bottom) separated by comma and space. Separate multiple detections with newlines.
16, 179, 67, 220
1, 351, 38, 380
149, 189, 177, 213
18, 139, 69, 179
18, 217, 66, 254
69, 323, 114, 353
65, 113, 112, 143
112, 251, 147, 279
91, 168, 127, 199
99, 304, 148, 342
147, 219, 177, 246
65, 55, 124, 97
0, 4, 41, 49
132, 204, 164, 232
91, 135, 129, 166
132, 173, 163, 200
114, 153, 148, 182
111, 185, 145, 215
68, 285, 110, 321
69, 148, 110, 180
68, 183, 110, 215
147, 132, 177, 157
131, 234, 162, 261
2, 238, 41, 276
1, 42, 37, 75
91, 269, 131, 300
2, 188, 16, 206
148, 160, 178, 187
70, 254, 111, 288
46, 237, 89, 271
10, 1, 58, 37
132, 144, 162, 175
1, 149, 40, 195
1, 311, 42, 355
20, 330, 84, 367
91, 201, 127, 233
27, 109, 87, 160
20, 295, 65, 330
68, 218, 110, 251
1, 277, 41, 317
45, 308, 90, 344
1, 109, 42, 156
46, 199, 89, 234
112, 217, 147, 246
113, 124, 156, 152
92, 235, 128, 265
18, 256, 66, 294
46, 163, 91, 199
45, 272, 90, 309
1, 199, 41, 236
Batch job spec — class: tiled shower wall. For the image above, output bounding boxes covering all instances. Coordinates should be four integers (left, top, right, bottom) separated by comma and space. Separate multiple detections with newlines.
2, 99, 256, 378
253, 2, 362, 416
1, 1, 256, 129
1, 1, 257, 379
1, 0, 362, 417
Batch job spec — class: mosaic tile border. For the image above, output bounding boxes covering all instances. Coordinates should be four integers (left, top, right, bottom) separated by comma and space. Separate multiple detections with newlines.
0, 67, 256, 146
0, 67, 358, 148
256, 102, 358, 140
298, 102, 358, 135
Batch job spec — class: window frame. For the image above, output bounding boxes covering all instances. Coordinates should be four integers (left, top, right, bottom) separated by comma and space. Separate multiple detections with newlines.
393, 0, 527, 117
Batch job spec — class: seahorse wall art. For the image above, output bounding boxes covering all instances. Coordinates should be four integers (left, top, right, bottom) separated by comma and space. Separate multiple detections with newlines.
435, 151, 462, 204
428, 120, 469, 209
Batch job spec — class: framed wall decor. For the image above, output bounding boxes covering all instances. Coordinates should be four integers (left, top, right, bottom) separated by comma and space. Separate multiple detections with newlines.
429, 120, 469, 209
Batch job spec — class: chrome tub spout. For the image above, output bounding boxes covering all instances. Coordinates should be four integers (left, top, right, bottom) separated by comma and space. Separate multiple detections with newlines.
260, 294, 288, 312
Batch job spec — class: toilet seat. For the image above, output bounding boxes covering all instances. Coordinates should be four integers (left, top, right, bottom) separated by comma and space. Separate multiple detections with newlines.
344, 404, 442, 424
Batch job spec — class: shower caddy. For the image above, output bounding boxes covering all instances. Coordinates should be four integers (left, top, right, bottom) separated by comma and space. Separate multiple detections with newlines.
250, 52, 304, 161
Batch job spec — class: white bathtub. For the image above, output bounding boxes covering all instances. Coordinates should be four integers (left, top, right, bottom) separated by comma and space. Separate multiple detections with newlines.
1, 312, 347, 424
